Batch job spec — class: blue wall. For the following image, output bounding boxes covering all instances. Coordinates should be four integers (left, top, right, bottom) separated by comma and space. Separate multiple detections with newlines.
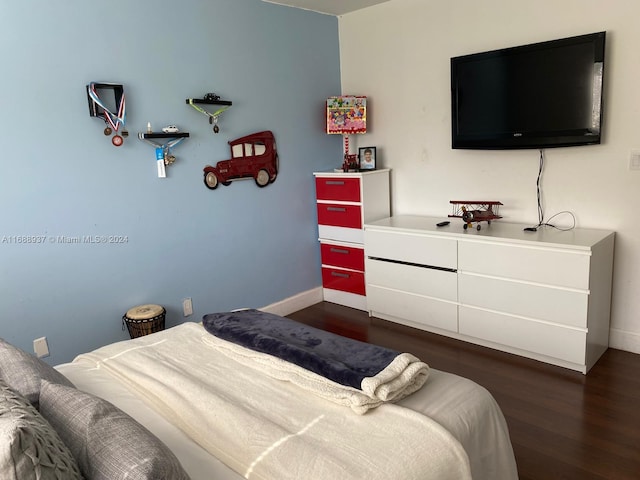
0, 0, 342, 363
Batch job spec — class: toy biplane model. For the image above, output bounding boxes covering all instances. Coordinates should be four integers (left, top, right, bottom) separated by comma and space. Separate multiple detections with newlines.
449, 201, 503, 230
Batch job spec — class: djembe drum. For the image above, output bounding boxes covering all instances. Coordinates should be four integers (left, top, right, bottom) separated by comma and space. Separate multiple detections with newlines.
122, 304, 166, 339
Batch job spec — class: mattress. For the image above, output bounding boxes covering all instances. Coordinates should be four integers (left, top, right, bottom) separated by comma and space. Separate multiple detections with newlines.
56, 323, 517, 480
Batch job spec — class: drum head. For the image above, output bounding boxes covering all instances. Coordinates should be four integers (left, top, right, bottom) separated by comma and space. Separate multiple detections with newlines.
125, 304, 164, 320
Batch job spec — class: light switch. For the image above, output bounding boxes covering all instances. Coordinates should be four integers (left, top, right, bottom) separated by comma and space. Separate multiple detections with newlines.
182, 298, 193, 317
33, 337, 49, 358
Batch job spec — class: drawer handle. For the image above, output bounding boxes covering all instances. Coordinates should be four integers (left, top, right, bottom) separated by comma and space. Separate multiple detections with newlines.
326, 207, 347, 212
330, 247, 350, 255
325, 180, 345, 185
331, 271, 350, 278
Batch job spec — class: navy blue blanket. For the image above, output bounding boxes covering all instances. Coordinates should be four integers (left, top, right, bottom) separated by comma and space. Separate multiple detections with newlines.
202, 309, 400, 390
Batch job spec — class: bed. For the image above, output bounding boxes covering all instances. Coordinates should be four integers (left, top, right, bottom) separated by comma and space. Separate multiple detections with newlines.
0, 310, 518, 480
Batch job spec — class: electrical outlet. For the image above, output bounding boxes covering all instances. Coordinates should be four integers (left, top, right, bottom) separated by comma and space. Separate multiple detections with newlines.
629, 150, 640, 170
33, 337, 49, 358
182, 297, 193, 317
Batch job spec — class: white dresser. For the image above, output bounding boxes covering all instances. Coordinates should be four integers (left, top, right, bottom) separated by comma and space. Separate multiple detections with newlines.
364, 215, 615, 373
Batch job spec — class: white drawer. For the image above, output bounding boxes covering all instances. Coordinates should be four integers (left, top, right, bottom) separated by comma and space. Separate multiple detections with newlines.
366, 258, 457, 301
365, 230, 457, 269
458, 241, 590, 289
459, 306, 586, 365
367, 285, 458, 333
318, 225, 364, 244
459, 273, 588, 328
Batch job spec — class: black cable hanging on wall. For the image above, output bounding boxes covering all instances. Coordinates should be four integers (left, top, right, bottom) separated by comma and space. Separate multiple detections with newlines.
536, 149, 545, 226
526, 149, 575, 232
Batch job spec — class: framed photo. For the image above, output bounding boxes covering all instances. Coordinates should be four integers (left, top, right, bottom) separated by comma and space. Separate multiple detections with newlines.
358, 147, 376, 170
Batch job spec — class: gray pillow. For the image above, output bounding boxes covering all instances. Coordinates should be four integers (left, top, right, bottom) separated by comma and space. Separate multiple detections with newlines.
39, 380, 190, 480
0, 379, 83, 480
0, 337, 74, 407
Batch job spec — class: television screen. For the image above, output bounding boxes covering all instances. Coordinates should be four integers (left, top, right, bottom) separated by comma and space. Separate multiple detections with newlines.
451, 32, 606, 149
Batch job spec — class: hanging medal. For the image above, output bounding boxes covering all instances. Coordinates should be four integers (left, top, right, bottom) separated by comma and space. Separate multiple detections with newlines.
187, 95, 232, 134
87, 82, 127, 146
138, 131, 189, 178
162, 136, 185, 165
210, 115, 220, 134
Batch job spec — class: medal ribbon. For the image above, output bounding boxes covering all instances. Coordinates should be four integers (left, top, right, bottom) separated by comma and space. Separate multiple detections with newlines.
140, 136, 186, 152
165, 137, 186, 151
187, 99, 230, 122
88, 83, 126, 132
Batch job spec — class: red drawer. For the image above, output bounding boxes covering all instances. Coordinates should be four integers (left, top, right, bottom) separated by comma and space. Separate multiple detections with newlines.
315, 177, 361, 202
317, 203, 362, 229
322, 267, 366, 295
321, 243, 364, 271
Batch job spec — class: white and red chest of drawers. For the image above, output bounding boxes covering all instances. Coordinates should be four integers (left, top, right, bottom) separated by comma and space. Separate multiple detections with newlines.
313, 169, 390, 310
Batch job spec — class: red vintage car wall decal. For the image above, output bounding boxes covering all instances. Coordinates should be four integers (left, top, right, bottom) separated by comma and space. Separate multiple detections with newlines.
203, 130, 278, 189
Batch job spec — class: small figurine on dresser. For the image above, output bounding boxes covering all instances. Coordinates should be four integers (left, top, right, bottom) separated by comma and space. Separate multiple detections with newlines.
342, 154, 359, 172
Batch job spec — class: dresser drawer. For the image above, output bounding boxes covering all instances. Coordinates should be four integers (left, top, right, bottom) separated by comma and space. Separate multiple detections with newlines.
459, 273, 588, 328
315, 177, 361, 202
458, 241, 590, 289
365, 229, 457, 269
459, 306, 586, 365
318, 225, 364, 244
321, 242, 364, 271
322, 267, 366, 295
367, 285, 458, 333
317, 203, 362, 229
366, 258, 457, 301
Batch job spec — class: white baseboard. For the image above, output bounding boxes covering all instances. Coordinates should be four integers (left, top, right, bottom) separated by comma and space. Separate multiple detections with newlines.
260, 287, 323, 317
322, 288, 367, 311
609, 328, 640, 355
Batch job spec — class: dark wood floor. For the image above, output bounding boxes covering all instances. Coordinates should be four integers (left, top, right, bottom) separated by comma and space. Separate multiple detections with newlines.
287, 302, 640, 480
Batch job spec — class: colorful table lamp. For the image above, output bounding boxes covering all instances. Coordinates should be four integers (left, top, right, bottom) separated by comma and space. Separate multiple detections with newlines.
326, 96, 367, 168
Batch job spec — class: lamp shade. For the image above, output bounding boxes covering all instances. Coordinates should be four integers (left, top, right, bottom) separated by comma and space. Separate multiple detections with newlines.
326, 96, 367, 134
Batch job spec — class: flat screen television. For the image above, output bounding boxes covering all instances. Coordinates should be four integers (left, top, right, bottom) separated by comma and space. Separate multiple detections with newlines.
451, 32, 606, 150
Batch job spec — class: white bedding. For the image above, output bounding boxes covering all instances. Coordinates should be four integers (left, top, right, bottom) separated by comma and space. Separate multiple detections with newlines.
56, 323, 517, 480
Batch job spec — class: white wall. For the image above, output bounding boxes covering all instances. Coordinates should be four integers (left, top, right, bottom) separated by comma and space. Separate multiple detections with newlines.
339, 0, 640, 353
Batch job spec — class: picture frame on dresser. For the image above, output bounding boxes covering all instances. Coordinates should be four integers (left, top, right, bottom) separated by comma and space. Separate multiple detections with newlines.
358, 147, 376, 170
